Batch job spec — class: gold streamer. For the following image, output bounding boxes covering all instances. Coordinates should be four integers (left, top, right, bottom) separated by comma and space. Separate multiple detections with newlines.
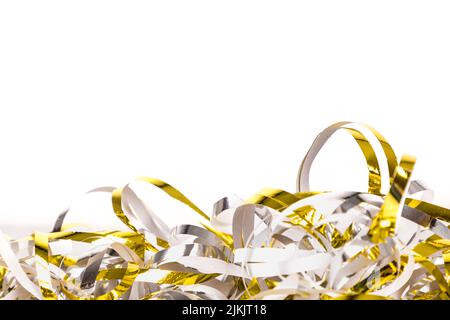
0, 122, 449, 300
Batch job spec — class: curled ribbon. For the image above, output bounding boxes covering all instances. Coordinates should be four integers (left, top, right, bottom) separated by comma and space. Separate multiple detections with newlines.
0, 122, 449, 300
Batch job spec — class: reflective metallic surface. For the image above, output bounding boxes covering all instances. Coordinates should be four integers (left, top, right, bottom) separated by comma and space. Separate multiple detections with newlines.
0, 122, 449, 300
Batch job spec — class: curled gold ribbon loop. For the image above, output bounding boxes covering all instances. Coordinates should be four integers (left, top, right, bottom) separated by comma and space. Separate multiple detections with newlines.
296, 122, 398, 195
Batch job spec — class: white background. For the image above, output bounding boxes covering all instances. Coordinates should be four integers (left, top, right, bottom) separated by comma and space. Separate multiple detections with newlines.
0, 1, 449, 236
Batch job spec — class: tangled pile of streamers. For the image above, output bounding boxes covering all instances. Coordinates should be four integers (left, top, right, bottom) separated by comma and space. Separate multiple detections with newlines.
0, 122, 449, 300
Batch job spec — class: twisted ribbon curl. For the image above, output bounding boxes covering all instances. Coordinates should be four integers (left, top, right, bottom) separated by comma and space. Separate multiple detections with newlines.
0, 122, 449, 300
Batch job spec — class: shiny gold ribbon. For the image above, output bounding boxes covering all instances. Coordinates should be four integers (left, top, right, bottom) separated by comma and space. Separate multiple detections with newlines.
0, 121, 449, 300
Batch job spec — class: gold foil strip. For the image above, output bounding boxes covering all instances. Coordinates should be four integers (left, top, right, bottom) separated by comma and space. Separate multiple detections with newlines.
0, 122, 449, 300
